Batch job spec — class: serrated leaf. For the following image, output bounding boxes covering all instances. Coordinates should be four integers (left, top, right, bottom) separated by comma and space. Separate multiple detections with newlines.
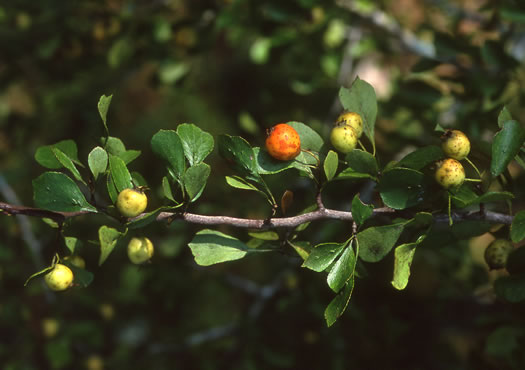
303, 242, 345, 272
397, 145, 444, 170
88, 146, 108, 180
108, 154, 133, 193
218, 135, 261, 182
188, 229, 249, 266
35, 140, 80, 169
491, 120, 525, 177
33, 172, 97, 213
338, 77, 377, 151
183, 163, 210, 202
97, 94, 112, 134
324, 150, 338, 181
327, 243, 356, 293
391, 242, 418, 290
351, 194, 373, 226
98, 226, 121, 266
498, 106, 512, 128
176, 123, 214, 166
52, 147, 85, 184
378, 168, 426, 210
324, 277, 354, 327
511, 211, 525, 243
357, 222, 406, 262
151, 130, 186, 180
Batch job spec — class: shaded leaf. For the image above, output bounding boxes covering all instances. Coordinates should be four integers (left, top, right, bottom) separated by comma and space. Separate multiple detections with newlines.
491, 120, 525, 177
324, 277, 354, 327
287, 121, 324, 153
498, 106, 512, 128
64, 237, 82, 254
358, 222, 406, 262
52, 147, 84, 184
344, 149, 378, 176
378, 168, 426, 210
151, 130, 186, 180
327, 243, 356, 293
184, 163, 211, 202
218, 135, 260, 182
108, 154, 133, 193
494, 274, 525, 303
98, 226, 122, 266
352, 194, 373, 226
35, 140, 80, 169
397, 145, 444, 170
511, 210, 525, 243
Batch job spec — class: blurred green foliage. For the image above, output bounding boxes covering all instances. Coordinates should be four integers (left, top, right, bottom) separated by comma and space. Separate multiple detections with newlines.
2, 0, 525, 369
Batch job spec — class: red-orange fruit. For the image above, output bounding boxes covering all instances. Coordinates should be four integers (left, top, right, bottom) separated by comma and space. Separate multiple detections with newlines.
265, 123, 301, 161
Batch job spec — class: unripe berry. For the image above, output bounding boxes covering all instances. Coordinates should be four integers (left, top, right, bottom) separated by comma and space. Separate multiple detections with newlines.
44, 264, 74, 291
265, 123, 301, 161
434, 158, 465, 189
336, 112, 363, 138
484, 239, 514, 270
116, 188, 147, 218
441, 129, 470, 160
127, 237, 154, 264
330, 123, 357, 154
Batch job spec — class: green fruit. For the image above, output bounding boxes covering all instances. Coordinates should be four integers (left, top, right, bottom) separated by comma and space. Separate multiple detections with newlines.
484, 239, 514, 270
116, 188, 147, 218
330, 124, 357, 154
44, 264, 74, 291
127, 237, 154, 264
434, 158, 465, 189
441, 129, 470, 160
336, 112, 363, 138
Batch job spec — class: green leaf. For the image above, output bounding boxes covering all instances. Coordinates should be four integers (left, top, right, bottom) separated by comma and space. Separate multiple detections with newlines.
451, 187, 514, 208
378, 168, 426, 210
35, 140, 80, 169
151, 130, 186, 180
188, 229, 249, 266
108, 154, 133, 193
327, 243, 356, 293
127, 208, 171, 230
64, 237, 83, 254
351, 194, 373, 226
62, 262, 94, 288
254, 147, 310, 176
102, 136, 126, 156
33, 172, 97, 213
323, 150, 338, 181
485, 326, 523, 358
24, 265, 54, 286
336, 168, 375, 181
162, 176, 176, 202
391, 242, 418, 290
491, 120, 525, 177
176, 123, 214, 166
344, 149, 378, 176
494, 274, 525, 303
119, 150, 141, 165
225, 176, 260, 191
248, 231, 279, 241
287, 121, 324, 153
511, 211, 525, 243
498, 106, 513, 129
98, 226, 122, 266
97, 94, 112, 134
52, 148, 85, 184
218, 135, 260, 182
303, 242, 345, 272
324, 277, 354, 327
338, 77, 377, 150
397, 145, 444, 170
357, 222, 406, 263
88, 146, 108, 180
183, 163, 211, 202
106, 174, 118, 204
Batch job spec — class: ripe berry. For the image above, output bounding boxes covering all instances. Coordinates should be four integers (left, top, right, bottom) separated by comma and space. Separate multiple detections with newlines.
434, 158, 465, 189
116, 188, 147, 218
64, 255, 86, 269
484, 239, 514, 270
336, 112, 363, 138
265, 123, 301, 161
44, 264, 74, 291
441, 129, 470, 160
330, 123, 357, 154
127, 237, 154, 264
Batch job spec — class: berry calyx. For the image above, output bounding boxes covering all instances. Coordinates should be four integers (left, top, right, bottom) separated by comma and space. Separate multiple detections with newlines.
434, 158, 465, 189
265, 123, 301, 161
484, 239, 514, 270
116, 188, 147, 218
127, 237, 154, 264
441, 129, 470, 160
44, 264, 74, 291
330, 123, 357, 154
336, 111, 363, 138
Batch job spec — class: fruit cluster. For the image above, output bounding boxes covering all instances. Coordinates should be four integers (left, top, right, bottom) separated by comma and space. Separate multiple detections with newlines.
434, 130, 470, 189
330, 112, 363, 154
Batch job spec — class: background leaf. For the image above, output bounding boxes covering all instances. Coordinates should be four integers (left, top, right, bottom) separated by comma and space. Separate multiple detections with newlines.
511, 211, 525, 243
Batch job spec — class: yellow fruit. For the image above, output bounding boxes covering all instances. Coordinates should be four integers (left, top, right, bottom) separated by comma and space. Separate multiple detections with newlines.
116, 188, 147, 218
484, 239, 514, 270
336, 112, 363, 138
434, 158, 465, 189
44, 264, 74, 291
330, 124, 357, 153
127, 237, 154, 264
441, 129, 470, 160
64, 255, 86, 269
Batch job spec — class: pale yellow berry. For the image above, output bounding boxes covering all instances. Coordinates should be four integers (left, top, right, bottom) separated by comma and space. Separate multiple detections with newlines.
44, 264, 74, 291
127, 237, 154, 264
435, 158, 465, 189
441, 130, 470, 160
116, 188, 147, 218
